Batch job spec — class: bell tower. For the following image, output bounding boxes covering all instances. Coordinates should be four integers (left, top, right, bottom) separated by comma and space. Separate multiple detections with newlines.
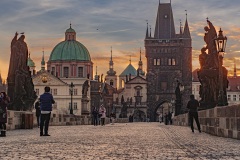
105, 47, 117, 88
145, 2, 192, 120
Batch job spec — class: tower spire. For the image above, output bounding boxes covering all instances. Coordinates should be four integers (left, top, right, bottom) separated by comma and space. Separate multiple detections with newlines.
129, 55, 131, 64
106, 46, 116, 76
180, 19, 183, 34
150, 25, 152, 37
183, 10, 191, 38
234, 59, 237, 77
145, 21, 149, 39
41, 48, 45, 71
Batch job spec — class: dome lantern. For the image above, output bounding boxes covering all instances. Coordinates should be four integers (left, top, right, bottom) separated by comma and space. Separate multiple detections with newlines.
65, 23, 76, 41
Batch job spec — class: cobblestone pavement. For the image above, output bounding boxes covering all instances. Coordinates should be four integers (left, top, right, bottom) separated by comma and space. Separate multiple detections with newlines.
0, 123, 240, 160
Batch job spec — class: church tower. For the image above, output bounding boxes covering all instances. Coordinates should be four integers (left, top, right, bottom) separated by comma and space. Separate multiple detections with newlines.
105, 47, 117, 88
137, 48, 145, 76
41, 50, 46, 71
145, 2, 192, 120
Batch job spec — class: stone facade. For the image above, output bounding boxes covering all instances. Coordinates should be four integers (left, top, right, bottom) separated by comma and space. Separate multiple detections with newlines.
145, 2, 192, 121
173, 105, 240, 140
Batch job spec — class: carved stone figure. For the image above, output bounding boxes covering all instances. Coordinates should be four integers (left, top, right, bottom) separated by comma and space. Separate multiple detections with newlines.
7, 33, 37, 111
198, 20, 228, 108
82, 80, 89, 98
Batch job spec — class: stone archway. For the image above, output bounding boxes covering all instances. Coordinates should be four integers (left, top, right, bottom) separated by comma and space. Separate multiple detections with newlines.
152, 100, 172, 122
133, 109, 146, 122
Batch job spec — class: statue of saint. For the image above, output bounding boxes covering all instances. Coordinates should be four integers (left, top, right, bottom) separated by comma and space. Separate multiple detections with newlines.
82, 80, 89, 97
7, 33, 37, 110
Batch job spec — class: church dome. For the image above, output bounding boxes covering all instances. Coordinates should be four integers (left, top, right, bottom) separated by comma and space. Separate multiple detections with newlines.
119, 64, 137, 76
27, 57, 35, 67
49, 25, 91, 61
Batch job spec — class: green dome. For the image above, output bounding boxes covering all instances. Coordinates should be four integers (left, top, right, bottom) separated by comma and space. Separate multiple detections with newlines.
66, 27, 75, 33
27, 57, 35, 67
49, 41, 91, 61
119, 64, 137, 76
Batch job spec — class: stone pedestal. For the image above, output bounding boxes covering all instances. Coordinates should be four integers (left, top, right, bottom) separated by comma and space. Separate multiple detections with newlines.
81, 97, 90, 115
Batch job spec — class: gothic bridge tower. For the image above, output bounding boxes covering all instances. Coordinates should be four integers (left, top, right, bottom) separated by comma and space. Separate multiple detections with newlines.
145, 2, 192, 121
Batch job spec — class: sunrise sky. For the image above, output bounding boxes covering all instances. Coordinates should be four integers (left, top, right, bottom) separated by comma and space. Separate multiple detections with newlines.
0, 0, 239, 81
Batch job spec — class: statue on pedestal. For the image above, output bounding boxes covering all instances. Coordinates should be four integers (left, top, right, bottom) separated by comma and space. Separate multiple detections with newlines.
197, 20, 228, 108
7, 32, 37, 111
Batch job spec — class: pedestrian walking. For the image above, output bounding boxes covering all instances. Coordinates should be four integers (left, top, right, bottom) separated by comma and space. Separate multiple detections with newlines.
99, 104, 106, 126
187, 94, 201, 133
92, 107, 98, 126
0, 92, 10, 137
39, 86, 55, 136
35, 100, 41, 128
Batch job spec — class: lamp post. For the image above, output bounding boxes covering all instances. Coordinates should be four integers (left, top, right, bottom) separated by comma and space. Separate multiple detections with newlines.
215, 28, 227, 106
69, 82, 75, 114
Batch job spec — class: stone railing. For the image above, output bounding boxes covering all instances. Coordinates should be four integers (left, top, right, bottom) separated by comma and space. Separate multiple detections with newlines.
6, 110, 110, 130
173, 105, 240, 140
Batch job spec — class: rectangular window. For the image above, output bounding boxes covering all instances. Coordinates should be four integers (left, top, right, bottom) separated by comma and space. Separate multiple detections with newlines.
233, 95, 236, 101
172, 59, 176, 65
63, 67, 69, 77
153, 59, 161, 66
51, 67, 55, 75
35, 89, 39, 96
168, 58, 176, 66
74, 102, 77, 110
74, 89, 78, 95
53, 89, 57, 95
228, 95, 231, 101
50, 89, 52, 94
78, 67, 83, 77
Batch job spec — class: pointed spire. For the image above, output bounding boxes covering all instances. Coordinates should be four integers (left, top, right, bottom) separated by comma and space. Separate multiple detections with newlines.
70, 22, 72, 28
145, 21, 149, 39
111, 46, 113, 61
234, 59, 237, 77
183, 10, 191, 38
129, 55, 131, 64
140, 48, 142, 61
180, 19, 183, 34
107, 46, 116, 76
41, 48, 46, 71
150, 25, 152, 37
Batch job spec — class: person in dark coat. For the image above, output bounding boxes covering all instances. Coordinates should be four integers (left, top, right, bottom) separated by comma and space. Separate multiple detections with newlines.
39, 86, 55, 136
168, 112, 173, 125
35, 100, 41, 128
164, 113, 168, 125
92, 107, 98, 126
187, 94, 201, 133
0, 92, 10, 137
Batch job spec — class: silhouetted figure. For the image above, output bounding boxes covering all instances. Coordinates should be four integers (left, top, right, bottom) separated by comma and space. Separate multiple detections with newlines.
92, 107, 98, 126
187, 95, 201, 133
35, 100, 41, 127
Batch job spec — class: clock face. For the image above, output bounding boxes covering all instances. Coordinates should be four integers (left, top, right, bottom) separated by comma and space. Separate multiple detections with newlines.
164, 14, 168, 19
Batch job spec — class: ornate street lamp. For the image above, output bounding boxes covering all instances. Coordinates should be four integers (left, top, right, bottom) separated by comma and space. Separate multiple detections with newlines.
69, 82, 75, 114
215, 28, 227, 106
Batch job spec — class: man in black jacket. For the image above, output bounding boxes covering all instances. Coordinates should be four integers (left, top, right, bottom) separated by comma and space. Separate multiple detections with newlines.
187, 95, 201, 133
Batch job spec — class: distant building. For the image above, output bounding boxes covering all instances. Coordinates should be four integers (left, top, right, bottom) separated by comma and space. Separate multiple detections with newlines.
32, 24, 93, 115
145, 2, 192, 121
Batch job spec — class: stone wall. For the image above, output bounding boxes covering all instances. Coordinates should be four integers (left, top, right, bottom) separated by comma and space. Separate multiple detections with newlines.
6, 110, 110, 130
173, 105, 240, 140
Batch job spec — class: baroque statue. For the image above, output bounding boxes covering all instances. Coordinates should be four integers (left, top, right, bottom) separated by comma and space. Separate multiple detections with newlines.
197, 20, 228, 108
7, 32, 37, 111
